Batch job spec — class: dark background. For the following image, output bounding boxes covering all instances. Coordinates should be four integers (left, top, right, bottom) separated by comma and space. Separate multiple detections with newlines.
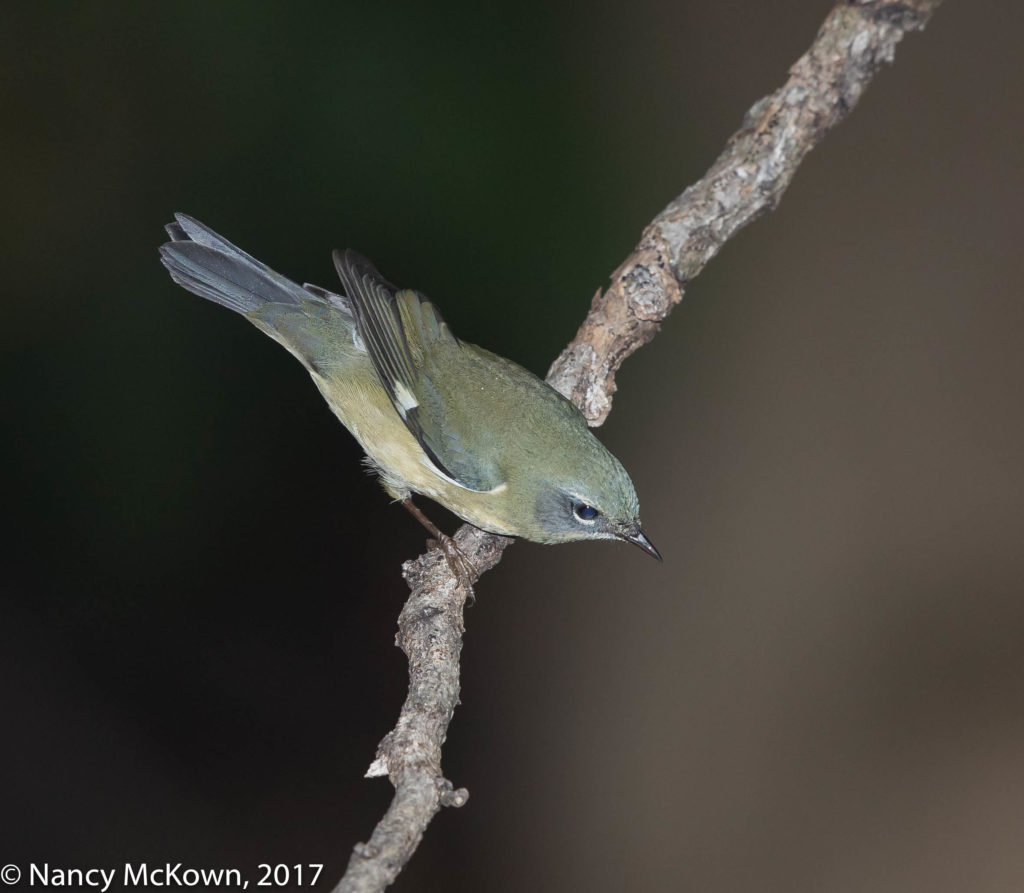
4, 2, 1023, 891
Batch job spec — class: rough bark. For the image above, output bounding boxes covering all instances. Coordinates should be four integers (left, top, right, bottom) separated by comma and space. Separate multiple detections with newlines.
332, 2, 945, 890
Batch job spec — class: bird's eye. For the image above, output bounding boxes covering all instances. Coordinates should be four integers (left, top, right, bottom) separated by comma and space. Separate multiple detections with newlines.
574, 503, 599, 521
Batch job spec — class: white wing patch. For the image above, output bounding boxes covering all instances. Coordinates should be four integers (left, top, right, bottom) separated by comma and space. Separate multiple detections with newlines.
393, 382, 419, 420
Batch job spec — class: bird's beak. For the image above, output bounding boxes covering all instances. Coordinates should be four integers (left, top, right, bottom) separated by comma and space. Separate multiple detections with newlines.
619, 527, 662, 561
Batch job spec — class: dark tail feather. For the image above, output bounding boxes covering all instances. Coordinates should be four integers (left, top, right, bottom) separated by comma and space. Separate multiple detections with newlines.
159, 213, 313, 314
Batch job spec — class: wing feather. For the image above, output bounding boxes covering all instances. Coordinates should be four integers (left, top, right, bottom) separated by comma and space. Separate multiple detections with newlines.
331, 249, 501, 492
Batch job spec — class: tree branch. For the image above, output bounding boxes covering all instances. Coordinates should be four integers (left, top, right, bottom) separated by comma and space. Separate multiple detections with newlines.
332, 2, 944, 890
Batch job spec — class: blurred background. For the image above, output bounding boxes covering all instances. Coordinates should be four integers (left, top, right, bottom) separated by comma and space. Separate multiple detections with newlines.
3, 1, 1023, 890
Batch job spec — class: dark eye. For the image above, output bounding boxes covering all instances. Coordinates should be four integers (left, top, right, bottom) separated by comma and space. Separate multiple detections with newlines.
574, 503, 599, 521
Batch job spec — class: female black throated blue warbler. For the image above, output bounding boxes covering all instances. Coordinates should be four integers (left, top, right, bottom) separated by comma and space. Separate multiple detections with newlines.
159, 215, 659, 580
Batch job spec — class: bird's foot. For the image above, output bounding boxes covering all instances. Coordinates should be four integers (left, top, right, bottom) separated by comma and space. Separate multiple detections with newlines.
401, 497, 478, 604
428, 534, 478, 604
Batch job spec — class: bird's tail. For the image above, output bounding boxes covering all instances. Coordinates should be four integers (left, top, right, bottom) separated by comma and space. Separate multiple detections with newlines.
159, 213, 317, 314
160, 214, 361, 377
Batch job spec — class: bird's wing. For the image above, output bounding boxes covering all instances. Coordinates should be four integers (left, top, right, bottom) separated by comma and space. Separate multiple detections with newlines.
332, 249, 503, 492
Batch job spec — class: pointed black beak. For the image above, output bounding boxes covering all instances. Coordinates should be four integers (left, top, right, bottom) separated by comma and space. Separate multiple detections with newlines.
619, 528, 662, 561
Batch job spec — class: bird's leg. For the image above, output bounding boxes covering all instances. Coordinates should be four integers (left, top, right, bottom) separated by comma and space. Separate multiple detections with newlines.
401, 498, 478, 599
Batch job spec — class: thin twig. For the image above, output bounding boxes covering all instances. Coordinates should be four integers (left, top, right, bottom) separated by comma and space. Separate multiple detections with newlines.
332, 2, 945, 890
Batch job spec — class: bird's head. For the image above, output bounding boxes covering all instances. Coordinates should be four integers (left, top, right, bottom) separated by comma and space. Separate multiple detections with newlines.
526, 433, 660, 560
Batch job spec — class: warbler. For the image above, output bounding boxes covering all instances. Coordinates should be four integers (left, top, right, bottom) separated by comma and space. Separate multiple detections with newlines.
159, 215, 659, 579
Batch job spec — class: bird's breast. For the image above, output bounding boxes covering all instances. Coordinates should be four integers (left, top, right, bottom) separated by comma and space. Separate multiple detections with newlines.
309, 367, 517, 536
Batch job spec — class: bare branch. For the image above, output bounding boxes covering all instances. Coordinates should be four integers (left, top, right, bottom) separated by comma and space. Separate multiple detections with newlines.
333, 526, 507, 893
332, 2, 945, 890
547, 0, 945, 421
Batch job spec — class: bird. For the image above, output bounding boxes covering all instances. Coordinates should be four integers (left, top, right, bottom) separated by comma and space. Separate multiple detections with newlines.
159, 214, 660, 586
